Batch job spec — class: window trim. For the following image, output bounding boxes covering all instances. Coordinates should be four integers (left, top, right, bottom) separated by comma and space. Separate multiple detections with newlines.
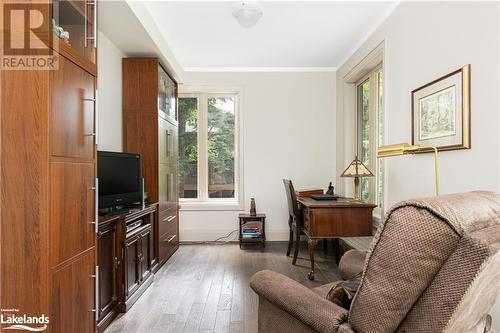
178, 90, 244, 211
356, 65, 384, 216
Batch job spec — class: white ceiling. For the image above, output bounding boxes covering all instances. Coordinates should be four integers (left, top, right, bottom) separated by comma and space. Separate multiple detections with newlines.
144, 1, 398, 70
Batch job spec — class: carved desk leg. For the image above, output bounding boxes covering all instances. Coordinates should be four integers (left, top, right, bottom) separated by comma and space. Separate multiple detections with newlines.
307, 238, 318, 280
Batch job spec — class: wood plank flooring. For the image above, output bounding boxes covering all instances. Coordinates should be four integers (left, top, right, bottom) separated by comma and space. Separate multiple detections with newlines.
105, 242, 341, 333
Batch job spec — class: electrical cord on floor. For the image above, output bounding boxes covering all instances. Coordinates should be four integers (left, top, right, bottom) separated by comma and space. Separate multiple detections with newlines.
179, 229, 239, 245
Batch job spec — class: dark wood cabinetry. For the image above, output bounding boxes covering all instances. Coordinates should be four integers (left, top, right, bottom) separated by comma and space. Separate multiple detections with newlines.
123, 58, 180, 268
1, 2, 98, 332
124, 225, 153, 297
97, 204, 158, 332
97, 219, 119, 331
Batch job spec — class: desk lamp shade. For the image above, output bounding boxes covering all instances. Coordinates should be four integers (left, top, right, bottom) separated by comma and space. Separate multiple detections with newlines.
341, 156, 374, 201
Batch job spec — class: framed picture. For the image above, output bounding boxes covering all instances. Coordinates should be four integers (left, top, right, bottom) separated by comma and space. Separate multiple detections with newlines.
412, 64, 470, 151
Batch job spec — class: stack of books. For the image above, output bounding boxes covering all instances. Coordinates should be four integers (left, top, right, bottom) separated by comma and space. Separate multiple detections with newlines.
241, 222, 262, 238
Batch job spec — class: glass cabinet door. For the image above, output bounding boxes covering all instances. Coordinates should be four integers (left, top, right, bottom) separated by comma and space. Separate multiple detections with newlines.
52, 0, 96, 64
158, 65, 177, 122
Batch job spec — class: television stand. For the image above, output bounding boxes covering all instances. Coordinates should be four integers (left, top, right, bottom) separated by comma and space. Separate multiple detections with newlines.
97, 202, 159, 333
99, 206, 132, 216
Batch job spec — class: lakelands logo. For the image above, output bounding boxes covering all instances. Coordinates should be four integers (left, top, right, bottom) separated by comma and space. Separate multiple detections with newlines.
1, 309, 49, 332
1, 1, 58, 70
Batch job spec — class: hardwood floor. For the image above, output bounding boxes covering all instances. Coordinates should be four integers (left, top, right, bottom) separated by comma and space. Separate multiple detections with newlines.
105, 241, 341, 333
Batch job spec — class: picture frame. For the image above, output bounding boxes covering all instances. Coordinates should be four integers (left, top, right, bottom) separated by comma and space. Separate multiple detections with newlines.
411, 64, 471, 152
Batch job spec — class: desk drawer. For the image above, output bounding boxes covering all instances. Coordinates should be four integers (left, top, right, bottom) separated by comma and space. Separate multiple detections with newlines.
309, 207, 373, 237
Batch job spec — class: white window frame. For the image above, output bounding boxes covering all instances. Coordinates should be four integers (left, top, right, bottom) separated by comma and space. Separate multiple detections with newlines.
356, 65, 384, 216
178, 90, 244, 211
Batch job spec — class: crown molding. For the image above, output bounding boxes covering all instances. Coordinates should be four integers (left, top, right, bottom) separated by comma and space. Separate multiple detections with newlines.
183, 67, 337, 73
336, 1, 400, 70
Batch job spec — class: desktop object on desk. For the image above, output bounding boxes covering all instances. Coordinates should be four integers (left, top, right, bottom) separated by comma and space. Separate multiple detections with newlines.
340, 156, 374, 201
310, 182, 339, 201
297, 182, 338, 201
326, 182, 334, 195
310, 194, 339, 201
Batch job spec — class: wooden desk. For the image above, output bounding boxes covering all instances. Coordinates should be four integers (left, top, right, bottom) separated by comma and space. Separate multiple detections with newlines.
297, 197, 376, 280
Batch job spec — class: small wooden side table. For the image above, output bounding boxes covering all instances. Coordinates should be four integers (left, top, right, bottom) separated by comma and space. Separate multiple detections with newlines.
238, 213, 266, 248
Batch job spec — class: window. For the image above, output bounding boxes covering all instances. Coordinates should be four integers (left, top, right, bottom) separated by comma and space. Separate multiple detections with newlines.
178, 97, 198, 198
178, 93, 240, 208
356, 66, 384, 212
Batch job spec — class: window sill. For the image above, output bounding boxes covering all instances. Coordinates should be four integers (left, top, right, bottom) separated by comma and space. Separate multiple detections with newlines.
179, 200, 244, 211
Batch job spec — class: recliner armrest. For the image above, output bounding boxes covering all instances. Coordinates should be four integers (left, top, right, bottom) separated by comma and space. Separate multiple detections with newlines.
250, 270, 348, 332
339, 249, 367, 280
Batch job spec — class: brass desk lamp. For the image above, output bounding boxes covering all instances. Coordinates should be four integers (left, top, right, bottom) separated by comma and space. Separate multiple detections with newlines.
340, 156, 374, 201
377, 143, 440, 195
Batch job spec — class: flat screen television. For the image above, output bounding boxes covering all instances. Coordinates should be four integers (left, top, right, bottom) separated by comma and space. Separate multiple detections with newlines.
98, 151, 142, 212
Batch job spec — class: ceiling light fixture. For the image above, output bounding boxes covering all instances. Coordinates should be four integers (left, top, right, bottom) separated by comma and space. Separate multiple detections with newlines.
232, 2, 263, 28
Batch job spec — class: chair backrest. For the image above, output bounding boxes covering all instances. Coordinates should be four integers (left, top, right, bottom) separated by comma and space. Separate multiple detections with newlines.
283, 179, 300, 223
349, 191, 500, 333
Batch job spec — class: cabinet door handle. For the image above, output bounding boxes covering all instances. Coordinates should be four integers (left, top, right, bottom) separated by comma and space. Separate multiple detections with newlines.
93, 0, 97, 48
94, 178, 99, 234
165, 234, 177, 243
90, 266, 99, 320
162, 215, 176, 222
84, 0, 87, 47
88, 181, 98, 232
165, 130, 170, 157
95, 90, 98, 146
82, 95, 97, 144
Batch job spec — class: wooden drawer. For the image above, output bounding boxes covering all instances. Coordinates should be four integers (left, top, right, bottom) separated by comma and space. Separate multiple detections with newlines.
159, 209, 178, 237
159, 231, 178, 263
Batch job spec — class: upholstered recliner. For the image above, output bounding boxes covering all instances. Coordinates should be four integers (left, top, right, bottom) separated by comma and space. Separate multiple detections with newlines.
250, 191, 500, 333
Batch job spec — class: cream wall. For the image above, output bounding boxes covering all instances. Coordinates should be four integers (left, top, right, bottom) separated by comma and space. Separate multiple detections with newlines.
179, 71, 336, 241
97, 31, 125, 152
335, 1, 500, 330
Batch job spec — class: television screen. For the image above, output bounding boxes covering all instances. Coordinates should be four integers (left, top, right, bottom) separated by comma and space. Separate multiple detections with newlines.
98, 151, 142, 210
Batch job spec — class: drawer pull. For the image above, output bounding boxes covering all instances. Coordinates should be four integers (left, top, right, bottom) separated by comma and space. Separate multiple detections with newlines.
162, 215, 176, 222
84, 133, 97, 137
165, 234, 177, 243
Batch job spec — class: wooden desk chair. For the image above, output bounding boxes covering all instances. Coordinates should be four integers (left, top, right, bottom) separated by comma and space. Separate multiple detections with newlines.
283, 179, 302, 264
283, 179, 328, 264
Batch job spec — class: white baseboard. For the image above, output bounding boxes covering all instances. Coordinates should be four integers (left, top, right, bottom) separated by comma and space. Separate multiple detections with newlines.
179, 229, 290, 242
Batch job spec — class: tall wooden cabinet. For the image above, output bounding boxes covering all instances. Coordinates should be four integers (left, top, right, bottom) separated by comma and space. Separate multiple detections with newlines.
1, 1, 98, 332
123, 58, 180, 267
